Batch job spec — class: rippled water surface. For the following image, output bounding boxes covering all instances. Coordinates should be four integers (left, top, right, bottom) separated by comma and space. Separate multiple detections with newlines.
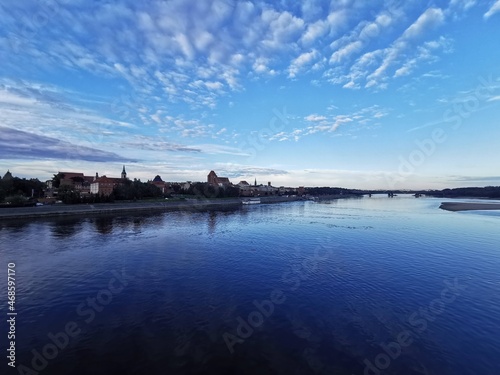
1, 195, 499, 374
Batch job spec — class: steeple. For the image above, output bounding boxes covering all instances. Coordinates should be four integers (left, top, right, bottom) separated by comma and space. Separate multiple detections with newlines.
121, 165, 127, 179
254, 178, 257, 186
3, 170, 13, 180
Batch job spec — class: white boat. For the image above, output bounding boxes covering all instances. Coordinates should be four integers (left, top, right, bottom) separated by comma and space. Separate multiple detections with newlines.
241, 198, 261, 205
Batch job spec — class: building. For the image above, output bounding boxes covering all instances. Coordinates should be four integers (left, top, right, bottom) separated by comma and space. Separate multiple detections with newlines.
237, 181, 253, 196
2, 170, 13, 180
207, 171, 231, 187
90, 176, 111, 196
90, 176, 124, 196
149, 175, 170, 195
256, 182, 278, 196
89, 167, 128, 196
57, 172, 96, 195
238, 180, 278, 197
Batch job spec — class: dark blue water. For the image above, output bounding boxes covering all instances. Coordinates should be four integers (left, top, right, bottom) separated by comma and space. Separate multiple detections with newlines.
1, 196, 499, 375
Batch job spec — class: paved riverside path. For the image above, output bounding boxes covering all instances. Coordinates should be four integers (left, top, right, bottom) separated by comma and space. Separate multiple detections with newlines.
0, 196, 302, 220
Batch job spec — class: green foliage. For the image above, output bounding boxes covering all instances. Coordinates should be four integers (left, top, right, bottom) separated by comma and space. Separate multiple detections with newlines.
5, 195, 28, 206
112, 179, 163, 200
427, 186, 500, 198
57, 185, 81, 204
57, 185, 114, 204
0, 174, 45, 202
52, 173, 65, 188
171, 184, 182, 193
305, 187, 350, 195
186, 182, 240, 199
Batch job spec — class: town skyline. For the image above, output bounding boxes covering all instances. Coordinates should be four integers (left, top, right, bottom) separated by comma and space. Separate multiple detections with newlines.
1, 1, 500, 189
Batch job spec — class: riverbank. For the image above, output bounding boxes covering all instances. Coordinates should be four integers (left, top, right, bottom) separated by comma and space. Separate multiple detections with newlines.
440, 202, 500, 212
0, 196, 303, 220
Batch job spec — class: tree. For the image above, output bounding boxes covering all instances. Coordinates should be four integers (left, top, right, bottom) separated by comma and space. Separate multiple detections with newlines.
57, 185, 81, 204
12, 177, 45, 198
112, 180, 162, 200
52, 173, 65, 188
5, 195, 27, 206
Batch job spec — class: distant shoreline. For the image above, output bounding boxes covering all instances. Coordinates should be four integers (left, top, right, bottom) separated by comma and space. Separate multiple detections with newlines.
440, 202, 500, 212
0, 196, 304, 221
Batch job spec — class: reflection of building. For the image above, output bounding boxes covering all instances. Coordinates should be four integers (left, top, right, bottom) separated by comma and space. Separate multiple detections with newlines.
207, 170, 231, 187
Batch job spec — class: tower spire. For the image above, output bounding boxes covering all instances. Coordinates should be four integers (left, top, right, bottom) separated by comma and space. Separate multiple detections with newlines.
121, 165, 127, 179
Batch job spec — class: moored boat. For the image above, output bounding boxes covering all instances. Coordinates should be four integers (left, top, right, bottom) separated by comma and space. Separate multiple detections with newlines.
241, 198, 261, 205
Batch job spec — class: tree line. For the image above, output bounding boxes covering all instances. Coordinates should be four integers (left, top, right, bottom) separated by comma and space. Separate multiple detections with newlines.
0, 173, 45, 206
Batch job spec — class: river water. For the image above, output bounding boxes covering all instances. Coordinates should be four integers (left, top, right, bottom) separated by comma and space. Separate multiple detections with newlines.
1, 195, 499, 374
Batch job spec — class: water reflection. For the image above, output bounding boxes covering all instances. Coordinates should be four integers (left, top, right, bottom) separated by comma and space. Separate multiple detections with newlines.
94, 216, 114, 234
0, 219, 32, 233
50, 218, 82, 238
0, 199, 499, 375
208, 211, 217, 235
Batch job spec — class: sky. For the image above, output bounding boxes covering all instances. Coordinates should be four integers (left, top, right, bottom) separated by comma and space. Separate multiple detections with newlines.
0, 0, 499, 190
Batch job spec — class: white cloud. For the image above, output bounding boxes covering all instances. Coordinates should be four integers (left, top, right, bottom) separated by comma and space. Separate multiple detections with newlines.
288, 50, 320, 77
394, 37, 453, 78
252, 57, 276, 75
330, 40, 363, 63
484, 0, 500, 18
402, 8, 445, 40
275, 105, 387, 140
0, 90, 38, 106
450, 0, 477, 10
360, 8, 446, 89
260, 9, 305, 50
301, 19, 329, 44
343, 81, 359, 89
305, 114, 327, 122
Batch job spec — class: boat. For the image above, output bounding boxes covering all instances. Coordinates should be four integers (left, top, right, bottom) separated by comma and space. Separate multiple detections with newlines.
241, 198, 261, 205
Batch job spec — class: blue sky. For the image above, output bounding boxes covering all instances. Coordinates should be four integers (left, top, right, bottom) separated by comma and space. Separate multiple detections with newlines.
1, 0, 499, 189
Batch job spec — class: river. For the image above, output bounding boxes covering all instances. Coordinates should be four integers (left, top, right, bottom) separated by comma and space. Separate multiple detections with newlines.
1, 195, 499, 374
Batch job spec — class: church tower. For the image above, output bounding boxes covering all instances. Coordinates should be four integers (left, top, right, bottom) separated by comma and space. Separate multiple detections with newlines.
121, 165, 127, 180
